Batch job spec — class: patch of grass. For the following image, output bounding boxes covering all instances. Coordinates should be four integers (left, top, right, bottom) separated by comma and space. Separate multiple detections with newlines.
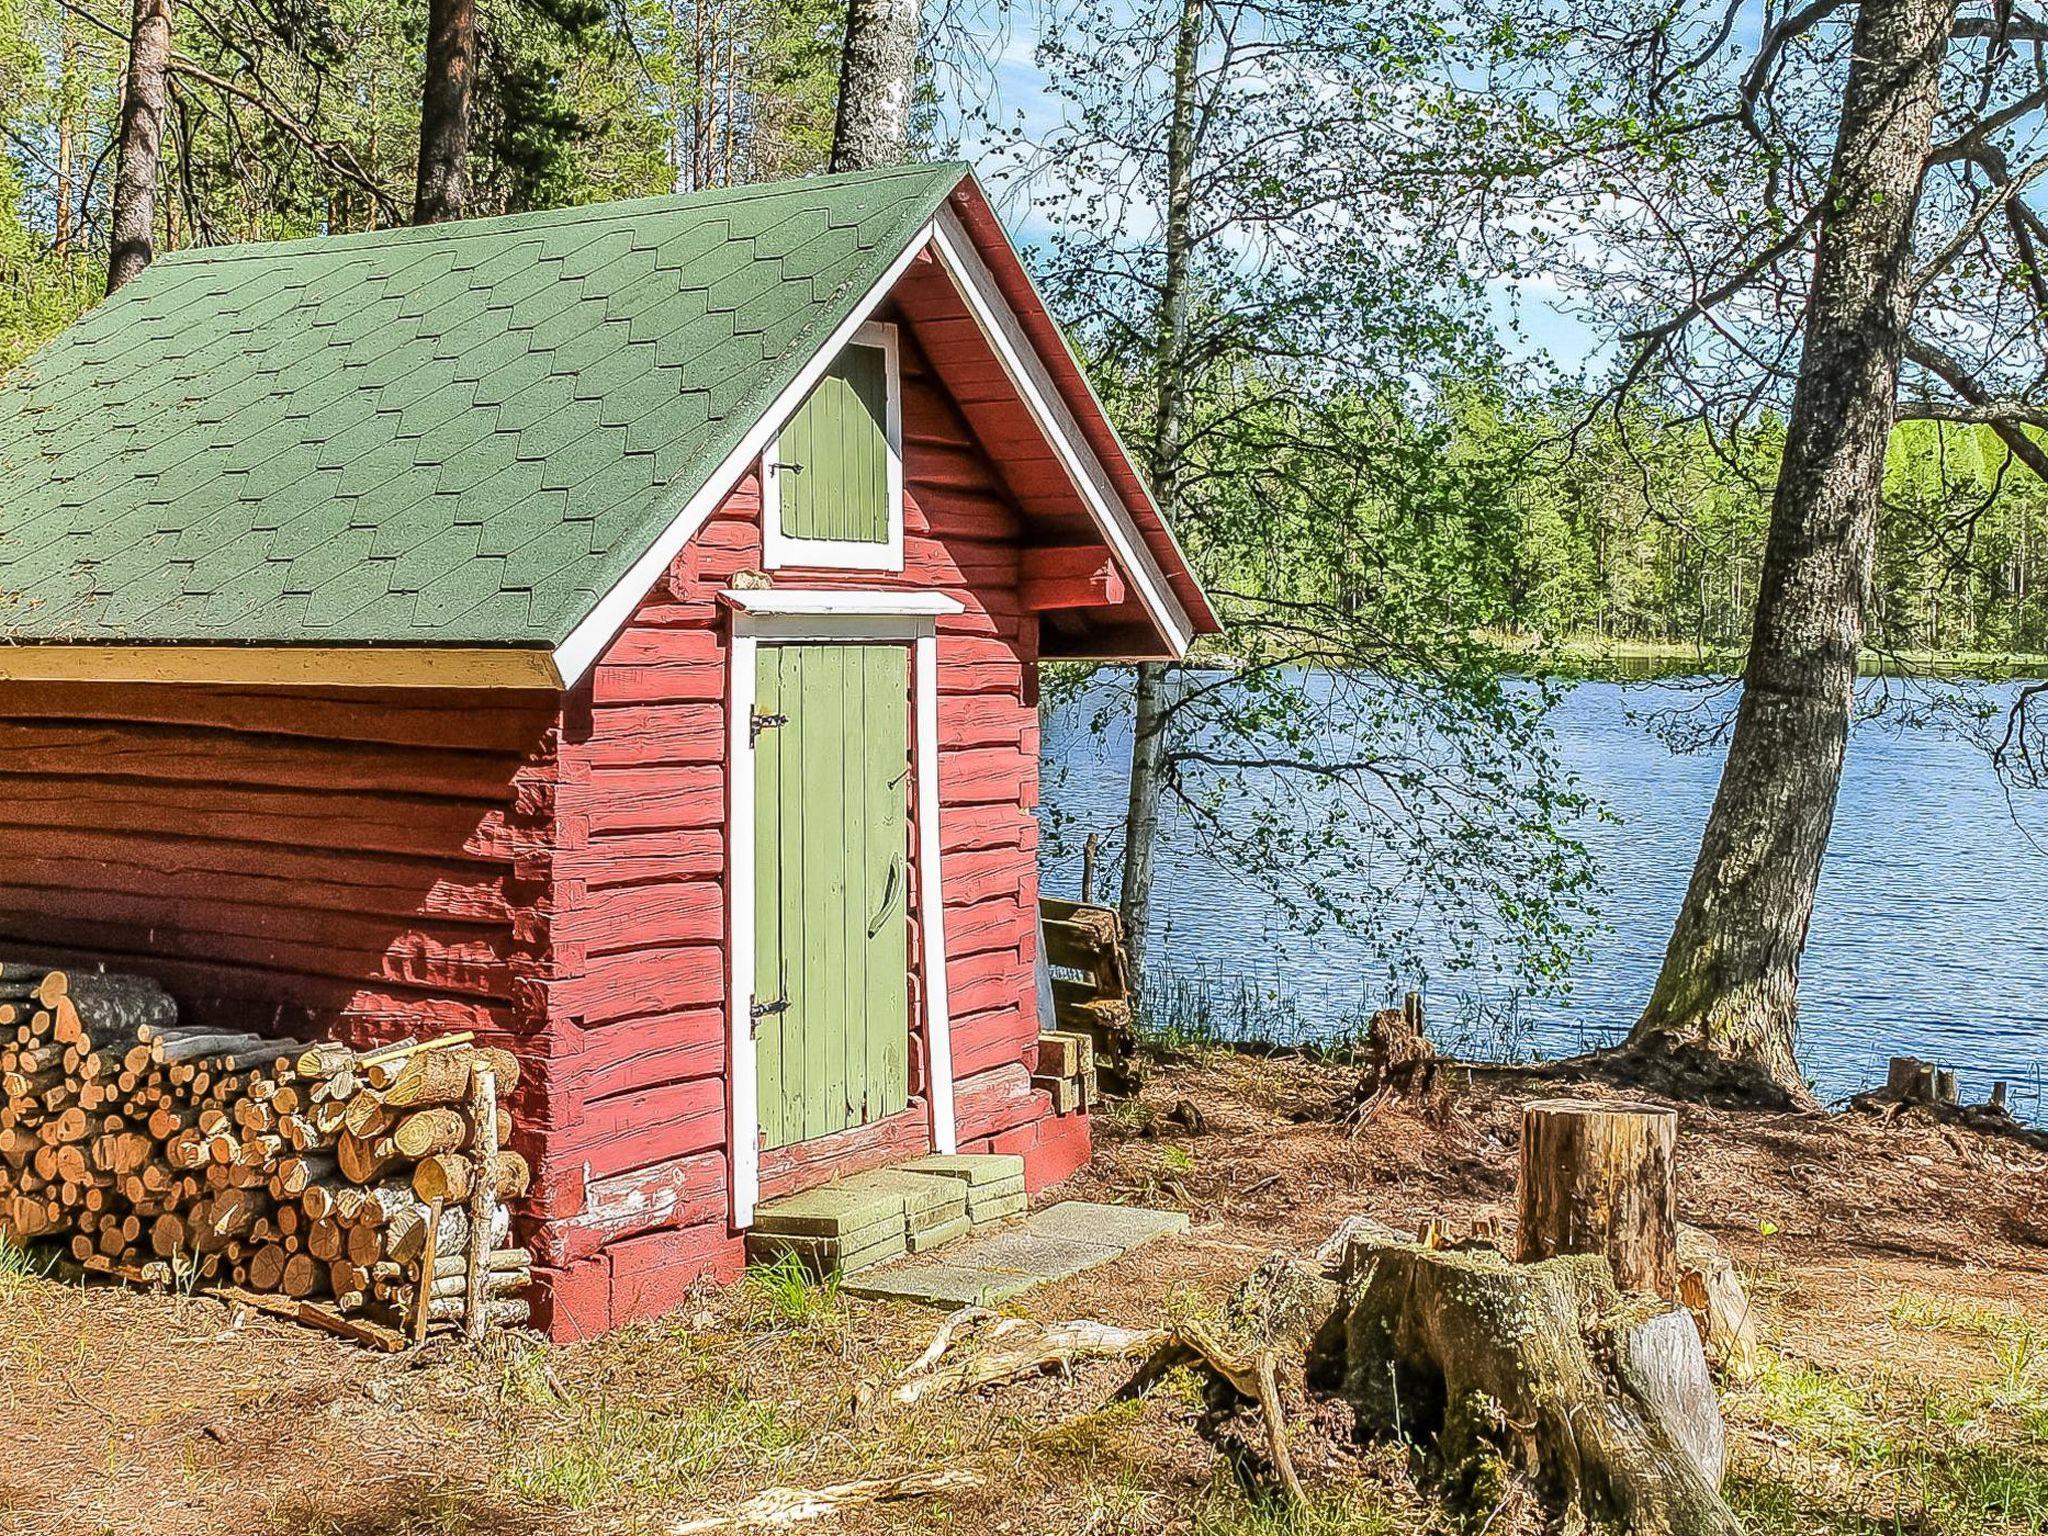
1893, 1291, 2030, 1341
1186, 1476, 1416, 1536
500, 1388, 798, 1511
743, 1250, 842, 1330
1725, 1474, 1888, 1534
0, 1235, 53, 1298
1032, 1396, 1150, 1461
1742, 1353, 1887, 1463
1988, 1327, 2048, 1413
1731, 1347, 2048, 1534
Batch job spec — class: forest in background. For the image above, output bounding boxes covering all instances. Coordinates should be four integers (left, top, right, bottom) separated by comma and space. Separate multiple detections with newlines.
5, 0, 2048, 661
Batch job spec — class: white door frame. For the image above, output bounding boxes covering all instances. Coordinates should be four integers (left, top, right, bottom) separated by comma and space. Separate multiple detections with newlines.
722, 588, 964, 1227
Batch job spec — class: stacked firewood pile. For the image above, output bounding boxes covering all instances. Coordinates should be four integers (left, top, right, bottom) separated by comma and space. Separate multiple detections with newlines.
1040, 896, 1141, 1094
0, 961, 532, 1348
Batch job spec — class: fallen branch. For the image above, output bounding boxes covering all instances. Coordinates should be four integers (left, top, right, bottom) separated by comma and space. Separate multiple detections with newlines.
894, 1307, 1164, 1403
670, 1469, 982, 1532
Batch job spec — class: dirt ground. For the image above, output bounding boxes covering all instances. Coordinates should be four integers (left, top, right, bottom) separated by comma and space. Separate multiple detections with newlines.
7, 1050, 2048, 1536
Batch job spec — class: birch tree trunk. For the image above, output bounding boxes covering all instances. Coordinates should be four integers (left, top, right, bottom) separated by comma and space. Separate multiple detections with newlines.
106, 0, 173, 294
1627, 0, 1957, 1100
414, 0, 477, 224
55, 17, 76, 261
1117, 0, 1204, 989
828, 0, 920, 172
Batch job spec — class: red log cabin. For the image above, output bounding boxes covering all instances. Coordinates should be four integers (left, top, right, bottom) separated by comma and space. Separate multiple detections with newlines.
0, 163, 1217, 1335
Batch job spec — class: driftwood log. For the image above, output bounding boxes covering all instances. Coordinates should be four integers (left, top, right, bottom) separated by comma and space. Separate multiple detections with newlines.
1311, 1232, 1737, 1535
1516, 1097, 1680, 1297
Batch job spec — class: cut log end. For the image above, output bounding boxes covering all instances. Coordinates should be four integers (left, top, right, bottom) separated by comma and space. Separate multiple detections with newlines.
1515, 1096, 1680, 1298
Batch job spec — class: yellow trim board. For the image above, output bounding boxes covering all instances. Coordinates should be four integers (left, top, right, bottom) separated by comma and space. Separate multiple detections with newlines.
0, 646, 564, 689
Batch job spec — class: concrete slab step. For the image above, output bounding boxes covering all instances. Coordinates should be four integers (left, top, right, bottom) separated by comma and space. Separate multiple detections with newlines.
839, 1169, 969, 1236
843, 1200, 1191, 1307
745, 1182, 909, 1277
895, 1154, 1027, 1222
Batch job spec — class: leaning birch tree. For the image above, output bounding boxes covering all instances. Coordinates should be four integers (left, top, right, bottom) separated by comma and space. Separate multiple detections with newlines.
1010, 0, 1600, 1006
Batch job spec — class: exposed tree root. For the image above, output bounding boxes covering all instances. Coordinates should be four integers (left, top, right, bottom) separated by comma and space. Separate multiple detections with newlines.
1452, 1036, 1817, 1113
1118, 1319, 1306, 1506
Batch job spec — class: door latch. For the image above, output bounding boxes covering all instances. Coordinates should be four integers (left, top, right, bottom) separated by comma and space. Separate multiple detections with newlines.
750, 709, 788, 743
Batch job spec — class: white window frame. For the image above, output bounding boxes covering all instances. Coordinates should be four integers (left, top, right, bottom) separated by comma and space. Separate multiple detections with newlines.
760, 320, 905, 574
722, 588, 962, 1227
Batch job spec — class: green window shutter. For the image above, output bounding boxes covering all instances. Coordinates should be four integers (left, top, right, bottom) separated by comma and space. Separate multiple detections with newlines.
777, 342, 891, 545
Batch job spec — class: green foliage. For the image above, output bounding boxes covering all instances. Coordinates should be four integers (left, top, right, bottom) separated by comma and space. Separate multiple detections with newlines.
1017, 3, 1605, 993
499, 1384, 798, 1508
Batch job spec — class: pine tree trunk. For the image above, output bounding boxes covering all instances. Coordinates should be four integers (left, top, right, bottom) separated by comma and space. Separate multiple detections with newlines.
1628, 0, 1956, 1100
106, 0, 174, 294
414, 0, 477, 224
828, 0, 919, 173
1116, 0, 1204, 994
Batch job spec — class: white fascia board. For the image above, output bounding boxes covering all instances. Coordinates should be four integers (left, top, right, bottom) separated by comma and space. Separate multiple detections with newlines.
0, 645, 563, 688
551, 220, 941, 687
719, 589, 964, 617
927, 208, 1196, 657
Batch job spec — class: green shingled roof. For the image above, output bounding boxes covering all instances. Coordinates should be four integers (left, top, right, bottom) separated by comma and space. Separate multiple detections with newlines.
0, 163, 969, 647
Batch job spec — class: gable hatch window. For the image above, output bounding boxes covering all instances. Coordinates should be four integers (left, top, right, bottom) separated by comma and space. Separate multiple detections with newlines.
762, 320, 904, 572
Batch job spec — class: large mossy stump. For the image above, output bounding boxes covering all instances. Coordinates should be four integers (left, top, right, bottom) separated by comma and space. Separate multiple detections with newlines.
1310, 1234, 1738, 1535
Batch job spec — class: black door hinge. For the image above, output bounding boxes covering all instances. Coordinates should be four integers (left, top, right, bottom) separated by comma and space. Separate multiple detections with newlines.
750, 709, 788, 743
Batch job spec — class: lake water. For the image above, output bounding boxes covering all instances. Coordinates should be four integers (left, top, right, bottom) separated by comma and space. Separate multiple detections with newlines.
1039, 676, 2048, 1115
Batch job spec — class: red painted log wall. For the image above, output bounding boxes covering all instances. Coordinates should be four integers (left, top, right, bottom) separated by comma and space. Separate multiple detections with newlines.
0, 681, 573, 1235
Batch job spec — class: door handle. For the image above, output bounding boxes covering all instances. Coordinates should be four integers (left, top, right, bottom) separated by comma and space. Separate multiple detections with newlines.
867, 856, 903, 938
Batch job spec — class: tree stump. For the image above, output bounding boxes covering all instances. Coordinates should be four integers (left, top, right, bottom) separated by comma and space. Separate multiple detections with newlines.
1515, 1097, 1679, 1298
1312, 1232, 1737, 1535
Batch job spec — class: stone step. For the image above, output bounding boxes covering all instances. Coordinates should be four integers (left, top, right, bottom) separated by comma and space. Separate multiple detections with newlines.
895, 1153, 1027, 1221
747, 1154, 1031, 1278
745, 1182, 908, 1277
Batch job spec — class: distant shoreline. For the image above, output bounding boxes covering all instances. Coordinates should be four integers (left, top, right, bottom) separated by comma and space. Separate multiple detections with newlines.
1488, 633, 2048, 681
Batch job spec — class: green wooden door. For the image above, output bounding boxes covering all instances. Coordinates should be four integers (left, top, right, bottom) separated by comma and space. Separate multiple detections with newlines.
777, 342, 891, 545
752, 642, 912, 1149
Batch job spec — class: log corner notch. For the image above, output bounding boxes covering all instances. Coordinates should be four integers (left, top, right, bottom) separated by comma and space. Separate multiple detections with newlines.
1019, 545, 1127, 613
1309, 1097, 1741, 1534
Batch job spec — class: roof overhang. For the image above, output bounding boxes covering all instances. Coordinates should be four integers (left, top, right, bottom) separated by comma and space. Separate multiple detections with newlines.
933, 184, 1221, 651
